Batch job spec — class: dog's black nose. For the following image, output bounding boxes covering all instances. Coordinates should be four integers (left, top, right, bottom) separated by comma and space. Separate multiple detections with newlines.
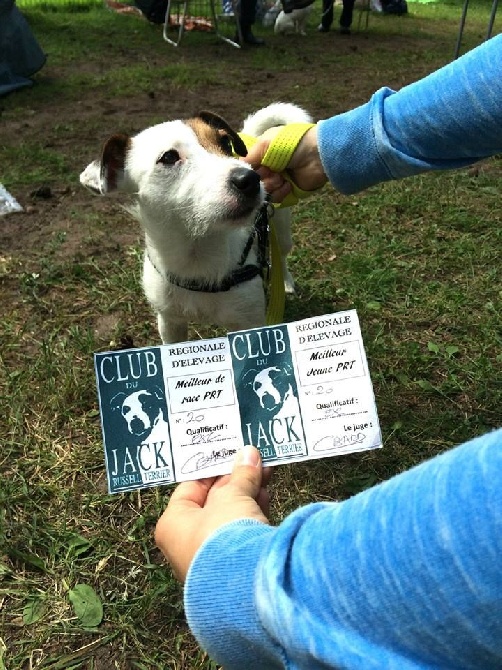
229, 167, 261, 198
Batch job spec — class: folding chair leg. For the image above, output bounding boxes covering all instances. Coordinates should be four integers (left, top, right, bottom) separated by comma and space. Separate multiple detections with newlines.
163, 0, 243, 47
163, 0, 189, 46
211, 0, 242, 47
356, 0, 371, 31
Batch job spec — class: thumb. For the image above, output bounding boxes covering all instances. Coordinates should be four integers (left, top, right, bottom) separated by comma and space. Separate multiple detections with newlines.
242, 138, 271, 169
229, 445, 263, 499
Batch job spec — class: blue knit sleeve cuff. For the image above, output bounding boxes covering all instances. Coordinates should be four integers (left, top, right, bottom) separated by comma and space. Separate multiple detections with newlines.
184, 519, 284, 670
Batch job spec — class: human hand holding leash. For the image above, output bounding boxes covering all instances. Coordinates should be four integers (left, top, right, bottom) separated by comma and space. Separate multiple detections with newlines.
155, 446, 271, 582
243, 125, 328, 203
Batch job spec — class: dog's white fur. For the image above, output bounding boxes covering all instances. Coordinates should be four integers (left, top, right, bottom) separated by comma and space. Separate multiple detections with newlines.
274, 5, 312, 34
80, 103, 312, 344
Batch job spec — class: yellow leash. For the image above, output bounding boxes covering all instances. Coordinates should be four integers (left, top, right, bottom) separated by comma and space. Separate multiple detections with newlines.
238, 123, 316, 326
265, 219, 286, 325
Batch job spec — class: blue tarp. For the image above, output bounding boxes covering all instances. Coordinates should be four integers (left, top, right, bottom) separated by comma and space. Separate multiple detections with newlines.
0, 0, 46, 96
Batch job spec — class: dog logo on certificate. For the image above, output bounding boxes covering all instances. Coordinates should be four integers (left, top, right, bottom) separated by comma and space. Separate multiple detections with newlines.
229, 325, 307, 462
94, 347, 175, 492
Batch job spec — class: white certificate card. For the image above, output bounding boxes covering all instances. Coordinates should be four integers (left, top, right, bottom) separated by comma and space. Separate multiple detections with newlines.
95, 310, 382, 493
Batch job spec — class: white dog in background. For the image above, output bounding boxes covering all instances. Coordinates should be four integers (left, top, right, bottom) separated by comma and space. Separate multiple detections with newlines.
262, 0, 282, 26
80, 103, 313, 344
274, 3, 312, 34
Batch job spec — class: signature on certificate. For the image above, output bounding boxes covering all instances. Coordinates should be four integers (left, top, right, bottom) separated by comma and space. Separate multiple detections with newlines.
181, 447, 237, 474
313, 408, 364, 421
313, 431, 366, 452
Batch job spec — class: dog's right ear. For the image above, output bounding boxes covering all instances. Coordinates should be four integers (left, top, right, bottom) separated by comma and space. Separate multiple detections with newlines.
110, 391, 126, 411
241, 369, 258, 387
80, 134, 131, 195
100, 134, 130, 193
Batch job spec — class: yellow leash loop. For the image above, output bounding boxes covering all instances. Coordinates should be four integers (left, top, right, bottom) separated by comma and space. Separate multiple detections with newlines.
261, 123, 314, 172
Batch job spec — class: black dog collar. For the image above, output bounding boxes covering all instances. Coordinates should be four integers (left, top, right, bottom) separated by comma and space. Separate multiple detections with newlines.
147, 204, 271, 294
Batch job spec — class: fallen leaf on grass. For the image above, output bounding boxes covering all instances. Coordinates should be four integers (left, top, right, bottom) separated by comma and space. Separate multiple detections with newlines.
68, 584, 103, 627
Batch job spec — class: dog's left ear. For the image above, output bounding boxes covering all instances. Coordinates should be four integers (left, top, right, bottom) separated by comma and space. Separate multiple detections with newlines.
197, 111, 248, 157
152, 386, 165, 401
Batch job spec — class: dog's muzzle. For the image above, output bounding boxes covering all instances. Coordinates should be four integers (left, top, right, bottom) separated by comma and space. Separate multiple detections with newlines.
128, 417, 149, 436
260, 393, 280, 411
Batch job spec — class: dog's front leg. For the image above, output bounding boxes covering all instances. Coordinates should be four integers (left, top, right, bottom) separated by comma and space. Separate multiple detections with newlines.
157, 312, 189, 344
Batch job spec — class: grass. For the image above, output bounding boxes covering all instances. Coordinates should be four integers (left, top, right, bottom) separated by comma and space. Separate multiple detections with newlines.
1, 1, 501, 668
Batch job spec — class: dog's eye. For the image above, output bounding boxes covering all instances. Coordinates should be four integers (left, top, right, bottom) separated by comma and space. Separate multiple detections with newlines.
157, 150, 180, 166
219, 135, 234, 155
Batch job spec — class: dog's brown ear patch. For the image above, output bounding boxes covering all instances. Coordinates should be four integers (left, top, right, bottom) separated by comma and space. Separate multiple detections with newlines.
193, 111, 248, 157
101, 133, 130, 192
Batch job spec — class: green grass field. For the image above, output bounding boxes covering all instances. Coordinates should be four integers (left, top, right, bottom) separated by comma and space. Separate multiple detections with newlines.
1, 1, 501, 667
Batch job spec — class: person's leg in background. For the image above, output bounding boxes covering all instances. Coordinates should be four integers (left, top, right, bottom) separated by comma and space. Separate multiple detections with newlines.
238, 0, 265, 45
318, 0, 333, 31
339, 0, 355, 33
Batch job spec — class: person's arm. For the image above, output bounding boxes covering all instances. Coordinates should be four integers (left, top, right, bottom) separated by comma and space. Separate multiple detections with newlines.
157, 429, 502, 670
244, 35, 502, 198
319, 33, 502, 194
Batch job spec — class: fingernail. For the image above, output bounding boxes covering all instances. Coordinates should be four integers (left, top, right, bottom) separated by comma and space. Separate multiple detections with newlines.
235, 445, 260, 468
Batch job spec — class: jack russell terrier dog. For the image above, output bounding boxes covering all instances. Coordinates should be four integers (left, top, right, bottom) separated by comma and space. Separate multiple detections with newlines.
80, 103, 313, 344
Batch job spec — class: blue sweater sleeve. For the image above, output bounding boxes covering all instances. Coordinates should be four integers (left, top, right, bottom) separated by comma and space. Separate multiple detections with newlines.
184, 428, 502, 670
317, 34, 502, 194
